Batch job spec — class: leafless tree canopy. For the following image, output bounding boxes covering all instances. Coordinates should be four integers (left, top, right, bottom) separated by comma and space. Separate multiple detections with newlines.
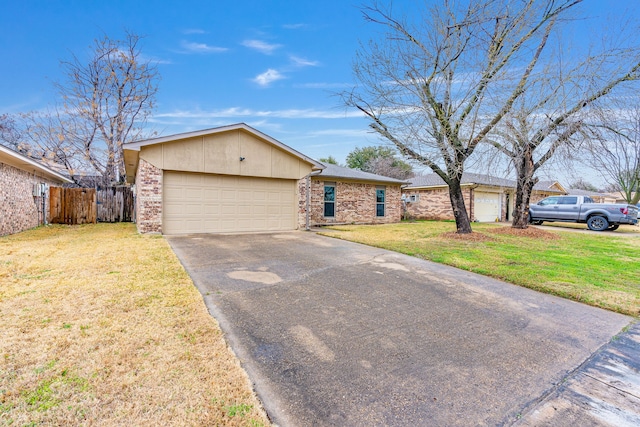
0, 114, 21, 150
583, 102, 640, 204
20, 32, 158, 185
345, 0, 582, 233
487, 43, 640, 227
346, 0, 640, 231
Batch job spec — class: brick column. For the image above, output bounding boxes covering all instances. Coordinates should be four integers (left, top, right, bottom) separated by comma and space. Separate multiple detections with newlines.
135, 159, 162, 233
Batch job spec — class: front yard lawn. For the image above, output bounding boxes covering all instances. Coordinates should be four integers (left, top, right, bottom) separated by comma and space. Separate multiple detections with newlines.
0, 224, 270, 426
320, 221, 640, 316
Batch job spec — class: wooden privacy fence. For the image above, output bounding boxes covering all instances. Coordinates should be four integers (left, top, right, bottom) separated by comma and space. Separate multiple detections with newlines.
50, 187, 97, 225
96, 186, 134, 222
49, 186, 134, 225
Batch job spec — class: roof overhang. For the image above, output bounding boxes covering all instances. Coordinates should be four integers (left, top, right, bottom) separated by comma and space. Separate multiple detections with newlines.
403, 183, 478, 190
123, 123, 324, 183
311, 173, 407, 186
0, 145, 72, 184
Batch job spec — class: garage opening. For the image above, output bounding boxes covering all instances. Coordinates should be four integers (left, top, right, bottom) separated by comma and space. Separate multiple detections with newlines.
163, 171, 297, 234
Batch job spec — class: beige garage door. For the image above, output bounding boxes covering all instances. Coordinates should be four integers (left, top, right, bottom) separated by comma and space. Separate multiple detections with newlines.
474, 192, 501, 222
163, 171, 297, 234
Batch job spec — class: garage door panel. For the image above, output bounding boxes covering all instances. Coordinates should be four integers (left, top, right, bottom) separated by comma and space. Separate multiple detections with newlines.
183, 203, 204, 215
221, 190, 236, 201
202, 204, 220, 214
475, 192, 501, 222
163, 171, 297, 234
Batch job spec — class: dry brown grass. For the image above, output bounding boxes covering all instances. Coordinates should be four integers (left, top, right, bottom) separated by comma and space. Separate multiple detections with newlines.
486, 226, 561, 240
0, 223, 270, 426
440, 231, 496, 242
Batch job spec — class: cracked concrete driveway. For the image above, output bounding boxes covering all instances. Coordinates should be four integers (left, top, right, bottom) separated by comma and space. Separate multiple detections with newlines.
167, 231, 637, 426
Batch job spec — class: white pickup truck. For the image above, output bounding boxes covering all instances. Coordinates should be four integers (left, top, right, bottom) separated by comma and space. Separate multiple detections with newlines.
528, 195, 639, 231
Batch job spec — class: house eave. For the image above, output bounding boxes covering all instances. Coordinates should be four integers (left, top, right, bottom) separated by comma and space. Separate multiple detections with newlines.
311, 174, 407, 186
0, 145, 72, 184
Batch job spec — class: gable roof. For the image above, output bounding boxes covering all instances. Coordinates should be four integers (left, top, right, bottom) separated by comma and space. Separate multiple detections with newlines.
0, 144, 72, 184
534, 180, 566, 194
311, 163, 408, 185
406, 172, 566, 194
123, 123, 324, 181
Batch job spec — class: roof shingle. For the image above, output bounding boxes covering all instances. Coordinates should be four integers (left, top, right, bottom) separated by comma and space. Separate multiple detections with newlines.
311, 163, 408, 184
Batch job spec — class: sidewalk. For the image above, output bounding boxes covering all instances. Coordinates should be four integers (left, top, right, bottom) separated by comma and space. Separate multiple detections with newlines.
516, 321, 640, 426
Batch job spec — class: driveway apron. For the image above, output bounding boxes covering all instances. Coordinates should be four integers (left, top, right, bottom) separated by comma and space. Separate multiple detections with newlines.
167, 231, 634, 426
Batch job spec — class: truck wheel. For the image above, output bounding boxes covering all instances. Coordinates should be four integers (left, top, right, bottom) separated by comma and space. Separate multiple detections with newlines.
587, 216, 609, 231
528, 213, 543, 225
607, 224, 620, 231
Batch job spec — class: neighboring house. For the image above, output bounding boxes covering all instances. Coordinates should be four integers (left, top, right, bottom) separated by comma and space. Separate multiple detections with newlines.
564, 188, 618, 204
298, 163, 406, 228
529, 180, 568, 202
402, 173, 566, 222
123, 123, 323, 235
613, 192, 639, 204
0, 144, 72, 236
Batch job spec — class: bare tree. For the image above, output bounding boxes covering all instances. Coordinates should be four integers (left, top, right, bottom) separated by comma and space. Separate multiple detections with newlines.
21, 32, 158, 185
488, 16, 640, 227
568, 178, 600, 192
0, 114, 20, 150
345, 0, 581, 233
583, 102, 640, 204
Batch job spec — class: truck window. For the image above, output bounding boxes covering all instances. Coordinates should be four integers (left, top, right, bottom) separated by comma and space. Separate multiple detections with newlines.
584, 197, 594, 203
539, 197, 559, 206
559, 196, 578, 204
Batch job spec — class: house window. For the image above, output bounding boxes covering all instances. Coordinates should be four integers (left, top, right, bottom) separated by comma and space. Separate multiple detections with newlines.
376, 186, 386, 217
324, 182, 335, 217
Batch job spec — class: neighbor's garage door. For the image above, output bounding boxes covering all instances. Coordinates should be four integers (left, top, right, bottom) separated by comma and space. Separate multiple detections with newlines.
163, 171, 297, 234
474, 192, 501, 222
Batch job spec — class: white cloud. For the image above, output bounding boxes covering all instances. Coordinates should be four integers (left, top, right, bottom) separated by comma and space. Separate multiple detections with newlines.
283, 23, 306, 30
180, 41, 228, 54
290, 55, 319, 67
183, 28, 207, 34
307, 128, 370, 137
293, 82, 353, 89
139, 53, 172, 65
154, 107, 364, 120
253, 69, 285, 87
242, 39, 282, 55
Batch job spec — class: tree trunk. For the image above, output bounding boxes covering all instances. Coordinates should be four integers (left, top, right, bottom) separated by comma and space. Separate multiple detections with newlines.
511, 146, 537, 229
448, 178, 473, 233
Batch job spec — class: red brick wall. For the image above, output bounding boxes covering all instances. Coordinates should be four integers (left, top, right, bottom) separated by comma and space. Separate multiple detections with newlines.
0, 162, 59, 236
135, 159, 163, 233
298, 178, 402, 227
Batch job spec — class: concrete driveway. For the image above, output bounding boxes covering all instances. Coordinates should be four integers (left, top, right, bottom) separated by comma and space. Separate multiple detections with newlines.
167, 231, 637, 426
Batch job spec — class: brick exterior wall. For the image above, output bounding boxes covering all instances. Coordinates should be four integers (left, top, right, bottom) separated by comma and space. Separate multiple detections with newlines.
135, 162, 403, 234
403, 187, 562, 222
0, 162, 59, 236
135, 158, 163, 233
402, 188, 474, 221
298, 178, 402, 227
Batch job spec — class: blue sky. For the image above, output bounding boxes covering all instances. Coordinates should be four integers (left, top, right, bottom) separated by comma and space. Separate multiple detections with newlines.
1, 0, 372, 163
1, 0, 638, 184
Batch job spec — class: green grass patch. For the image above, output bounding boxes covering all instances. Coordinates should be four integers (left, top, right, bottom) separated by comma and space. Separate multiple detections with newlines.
320, 221, 640, 316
